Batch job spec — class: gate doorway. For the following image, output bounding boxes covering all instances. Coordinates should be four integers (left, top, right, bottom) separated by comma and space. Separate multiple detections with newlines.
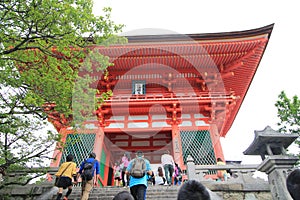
104, 128, 173, 164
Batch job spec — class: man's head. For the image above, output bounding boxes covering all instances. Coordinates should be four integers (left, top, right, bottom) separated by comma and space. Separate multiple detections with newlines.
66, 154, 74, 162
136, 151, 143, 158
113, 191, 134, 200
124, 152, 131, 158
89, 152, 96, 159
286, 168, 300, 200
177, 180, 211, 200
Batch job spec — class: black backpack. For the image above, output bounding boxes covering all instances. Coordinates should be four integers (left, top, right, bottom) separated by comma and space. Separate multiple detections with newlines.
177, 166, 182, 180
81, 160, 97, 181
130, 158, 146, 178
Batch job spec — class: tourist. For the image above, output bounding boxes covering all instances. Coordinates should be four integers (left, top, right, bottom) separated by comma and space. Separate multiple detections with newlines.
154, 166, 166, 185
174, 163, 182, 185
286, 168, 300, 200
216, 158, 227, 181
147, 171, 155, 186
121, 152, 131, 187
177, 180, 211, 200
77, 152, 100, 200
125, 151, 153, 200
114, 162, 122, 187
113, 191, 134, 200
55, 154, 77, 200
161, 150, 175, 185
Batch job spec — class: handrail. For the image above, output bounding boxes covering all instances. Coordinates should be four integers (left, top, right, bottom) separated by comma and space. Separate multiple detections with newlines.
185, 155, 261, 182
3, 167, 105, 187
194, 164, 258, 172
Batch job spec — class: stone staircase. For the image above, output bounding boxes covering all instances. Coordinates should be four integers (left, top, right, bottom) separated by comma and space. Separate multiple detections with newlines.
51, 185, 179, 200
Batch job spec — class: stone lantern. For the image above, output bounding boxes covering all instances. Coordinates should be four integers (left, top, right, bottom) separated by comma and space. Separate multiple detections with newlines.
243, 126, 299, 200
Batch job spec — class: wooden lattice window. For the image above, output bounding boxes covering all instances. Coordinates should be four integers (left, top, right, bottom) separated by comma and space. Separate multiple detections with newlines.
180, 130, 216, 165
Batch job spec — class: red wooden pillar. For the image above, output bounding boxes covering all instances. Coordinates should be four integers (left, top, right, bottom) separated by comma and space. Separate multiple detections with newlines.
172, 124, 184, 169
93, 126, 104, 161
209, 124, 224, 161
103, 146, 111, 186
93, 125, 109, 186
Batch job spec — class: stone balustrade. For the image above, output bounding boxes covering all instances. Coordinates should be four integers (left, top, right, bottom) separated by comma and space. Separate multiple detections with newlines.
1, 167, 58, 184
186, 155, 259, 181
1, 163, 273, 199
185, 155, 272, 199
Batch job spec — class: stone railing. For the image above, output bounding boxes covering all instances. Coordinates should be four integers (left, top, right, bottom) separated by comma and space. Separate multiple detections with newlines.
1, 162, 272, 200
185, 155, 272, 199
2, 167, 105, 187
1, 167, 58, 184
0, 167, 59, 200
186, 155, 257, 181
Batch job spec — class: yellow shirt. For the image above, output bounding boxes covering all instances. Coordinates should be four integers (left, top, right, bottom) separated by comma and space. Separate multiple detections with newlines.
217, 161, 226, 175
55, 161, 77, 179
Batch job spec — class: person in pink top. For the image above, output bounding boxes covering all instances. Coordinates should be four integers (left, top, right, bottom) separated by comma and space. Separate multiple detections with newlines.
161, 150, 175, 186
121, 152, 131, 187
113, 162, 121, 187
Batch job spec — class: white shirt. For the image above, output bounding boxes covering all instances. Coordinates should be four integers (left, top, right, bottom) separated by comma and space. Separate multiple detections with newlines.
161, 154, 175, 167
155, 176, 165, 185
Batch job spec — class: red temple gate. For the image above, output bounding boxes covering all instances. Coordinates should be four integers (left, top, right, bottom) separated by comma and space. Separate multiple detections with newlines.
49, 24, 273, 186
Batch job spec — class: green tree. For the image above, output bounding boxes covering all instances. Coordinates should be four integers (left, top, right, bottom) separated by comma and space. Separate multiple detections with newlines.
0, 0, 124, 189
275, 91, 300, 159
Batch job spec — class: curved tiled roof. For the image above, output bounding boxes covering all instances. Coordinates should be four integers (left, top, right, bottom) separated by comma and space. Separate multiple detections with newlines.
95, 24, 274, 137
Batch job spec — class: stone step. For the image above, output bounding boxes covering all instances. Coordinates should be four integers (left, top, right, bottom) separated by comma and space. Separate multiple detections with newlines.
51, 185, 180, 200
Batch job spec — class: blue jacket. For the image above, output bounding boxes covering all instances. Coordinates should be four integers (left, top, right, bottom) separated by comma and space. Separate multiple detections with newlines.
78, 158, 100, 175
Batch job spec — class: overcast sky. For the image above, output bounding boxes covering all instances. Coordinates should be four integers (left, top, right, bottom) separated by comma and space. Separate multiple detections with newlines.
93, 0, 300, 164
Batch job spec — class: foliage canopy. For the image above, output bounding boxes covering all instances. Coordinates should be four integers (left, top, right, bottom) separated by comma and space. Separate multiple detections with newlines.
0, 0, 124, 188
275, 91, 300, 161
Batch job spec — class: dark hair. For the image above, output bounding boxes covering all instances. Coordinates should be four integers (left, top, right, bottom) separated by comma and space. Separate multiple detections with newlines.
136, 151, 143, 157
113, 191, 134, 200
286, 168, 300, 200
124, 152, 131, 159
66, 154, 74, 162
177, 180, 211, 200
89, 152, 96, 159
158, 167, 164, 177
